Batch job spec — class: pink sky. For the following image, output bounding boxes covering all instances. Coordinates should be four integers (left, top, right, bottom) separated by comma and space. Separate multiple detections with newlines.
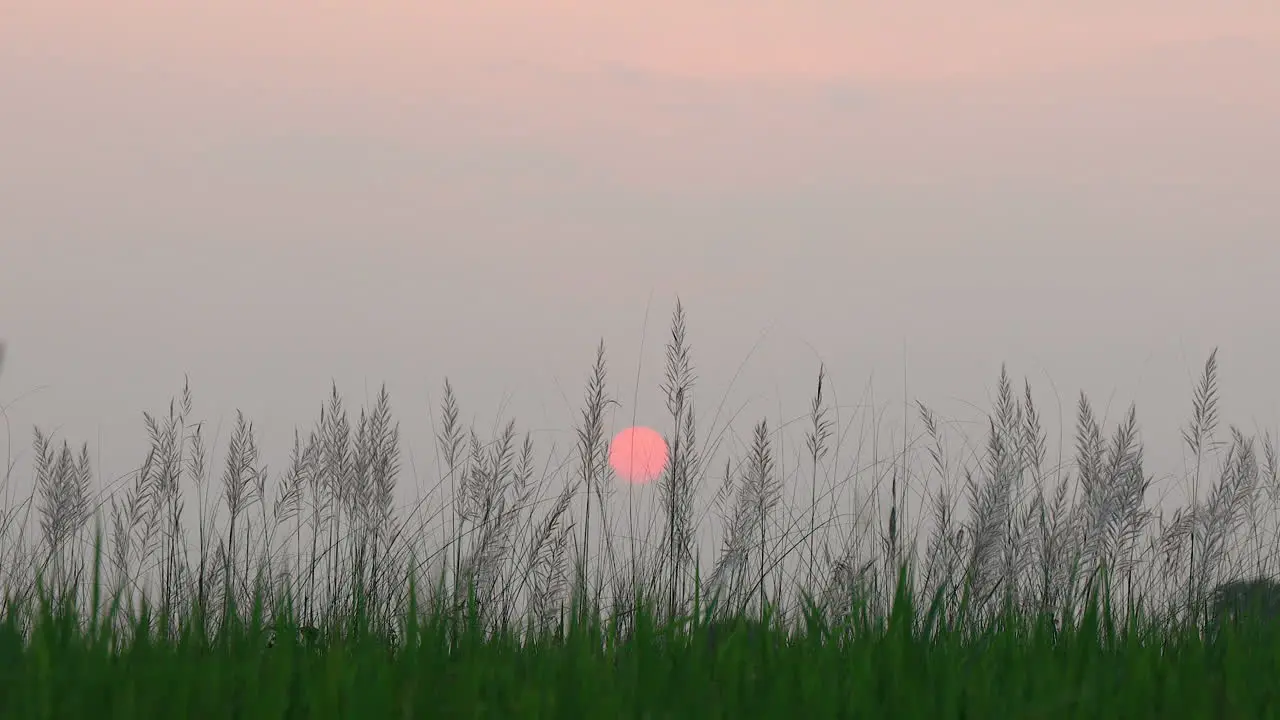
7, 1, 1277, 83
6, 1, 1278, 193
3, 0, 1279, 496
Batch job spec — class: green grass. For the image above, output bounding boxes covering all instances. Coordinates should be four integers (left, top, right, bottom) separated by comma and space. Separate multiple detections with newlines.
0, 308, 1278, 717
3, 565, 1280, 718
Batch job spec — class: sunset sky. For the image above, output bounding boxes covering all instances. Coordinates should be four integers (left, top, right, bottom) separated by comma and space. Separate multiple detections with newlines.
2, 2, 1278, 529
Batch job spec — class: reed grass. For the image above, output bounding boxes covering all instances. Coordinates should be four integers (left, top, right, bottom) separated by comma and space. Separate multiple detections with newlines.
0, 310, 1277, 717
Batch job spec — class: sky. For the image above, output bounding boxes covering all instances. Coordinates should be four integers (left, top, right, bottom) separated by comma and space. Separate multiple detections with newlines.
2, 2, 1279, 554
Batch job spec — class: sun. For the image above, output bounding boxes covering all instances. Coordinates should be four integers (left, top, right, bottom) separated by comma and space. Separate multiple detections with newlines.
608, 426, 668, 485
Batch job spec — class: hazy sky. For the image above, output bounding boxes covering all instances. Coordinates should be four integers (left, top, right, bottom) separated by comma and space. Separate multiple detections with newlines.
2, 2, 1279, 538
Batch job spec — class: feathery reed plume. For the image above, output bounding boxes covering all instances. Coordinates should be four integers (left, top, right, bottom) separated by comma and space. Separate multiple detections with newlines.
710, 419, 781, 618
658, 299, 697, 621
435, 380, 467, 611
573, 341, 614, 621
804, 364, 832, 591
1181, 348, 1220, 619
33, 428, 91, 593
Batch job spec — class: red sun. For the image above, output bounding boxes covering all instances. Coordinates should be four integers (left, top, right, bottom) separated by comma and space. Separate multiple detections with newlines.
608, 426, 668, 485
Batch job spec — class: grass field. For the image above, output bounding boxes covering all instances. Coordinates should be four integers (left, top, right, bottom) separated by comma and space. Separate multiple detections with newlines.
4, 564, 1280, 718
0, 307, 1278, 717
